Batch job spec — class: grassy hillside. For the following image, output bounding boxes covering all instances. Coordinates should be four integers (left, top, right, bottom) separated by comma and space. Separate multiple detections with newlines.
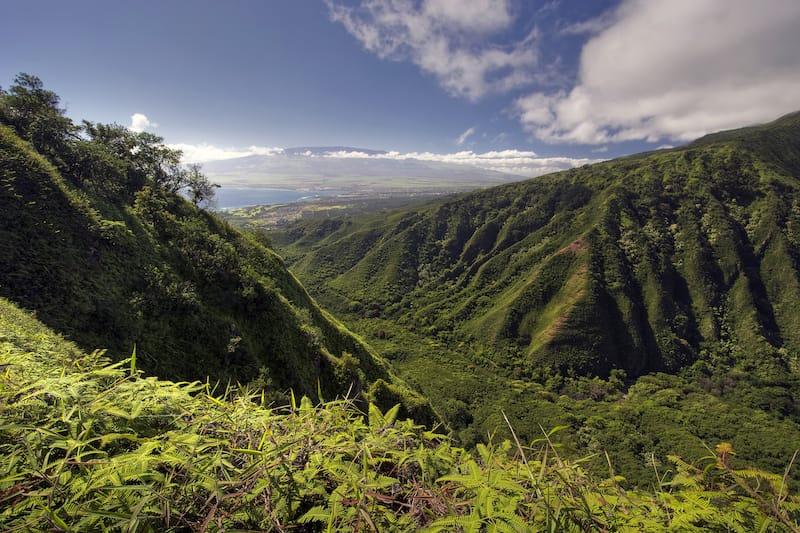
0, 76, 432, 422
1, 295, 798, 531
270, 113, 800, 483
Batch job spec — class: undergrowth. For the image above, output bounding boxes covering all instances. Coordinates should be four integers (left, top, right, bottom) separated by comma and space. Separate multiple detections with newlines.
1, 298, 798, 531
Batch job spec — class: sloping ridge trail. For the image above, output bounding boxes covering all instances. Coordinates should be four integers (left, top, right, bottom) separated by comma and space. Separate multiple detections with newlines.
281, 111, 800, 381
0, 124, 434, 423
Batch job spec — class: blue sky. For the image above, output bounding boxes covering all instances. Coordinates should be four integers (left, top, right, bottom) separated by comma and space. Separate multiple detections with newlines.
3, 0, 800, 177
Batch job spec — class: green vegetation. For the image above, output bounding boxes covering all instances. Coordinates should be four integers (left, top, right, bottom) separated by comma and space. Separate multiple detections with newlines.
2, 296, 799, 531
0, 73, 431, 417
270, 112, 800, 485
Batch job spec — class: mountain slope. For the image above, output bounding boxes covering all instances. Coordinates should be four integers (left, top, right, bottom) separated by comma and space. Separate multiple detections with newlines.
269, 113, 800, 482
0, 118, 432, 422
277, 113, 800, 379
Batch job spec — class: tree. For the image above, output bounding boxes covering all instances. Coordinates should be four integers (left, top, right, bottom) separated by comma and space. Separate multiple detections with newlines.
80, 121, 189, 198
2, 73, 214, 206
185, 163, 219, 207
0, 73, 77, 160
132, 131, 185, 193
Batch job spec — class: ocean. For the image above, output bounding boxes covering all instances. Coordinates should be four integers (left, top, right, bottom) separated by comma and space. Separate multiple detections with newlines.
213, 188, 333, 209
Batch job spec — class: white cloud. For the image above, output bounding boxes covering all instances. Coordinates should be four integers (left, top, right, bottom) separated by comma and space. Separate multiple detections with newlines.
490, 132, 508, 144
326, 0, 539, 101
321, 148, 598, 177
248, 146, 286, 157
516, 0, 800, 144
456, 126, 476, 146
423, 0, 513, 32
128, 113, 157, 133
167, 143, 284, 163
558, 12, 614, 36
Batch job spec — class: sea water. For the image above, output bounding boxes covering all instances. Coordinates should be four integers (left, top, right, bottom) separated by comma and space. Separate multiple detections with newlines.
214, 188, 334, 209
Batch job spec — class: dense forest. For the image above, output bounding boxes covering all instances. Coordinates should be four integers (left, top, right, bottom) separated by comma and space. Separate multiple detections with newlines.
1, 74, 799, 530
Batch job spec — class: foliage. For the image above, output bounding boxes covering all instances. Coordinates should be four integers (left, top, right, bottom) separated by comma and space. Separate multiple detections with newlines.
1, 73, 214, 205
0, 73, 76, 164
184, 162, 219, 207
1, 297, 798, 531
77, 121, 181, 201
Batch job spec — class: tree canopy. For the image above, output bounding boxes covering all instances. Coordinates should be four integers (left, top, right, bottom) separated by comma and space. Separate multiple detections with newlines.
0, 72, 76, 161
1, 73, 218, 206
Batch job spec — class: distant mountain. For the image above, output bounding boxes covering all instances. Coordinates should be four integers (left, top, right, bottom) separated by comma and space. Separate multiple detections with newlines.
283, 146, 389, 156
202, 146, 525, 191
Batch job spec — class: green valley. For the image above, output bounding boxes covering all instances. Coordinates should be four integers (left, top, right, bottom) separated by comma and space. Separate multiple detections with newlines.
269, 112, 800, 485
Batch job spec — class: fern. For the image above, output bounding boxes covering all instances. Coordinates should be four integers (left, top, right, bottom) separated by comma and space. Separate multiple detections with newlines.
1, 296, 799, 531
424, 513, 484, 533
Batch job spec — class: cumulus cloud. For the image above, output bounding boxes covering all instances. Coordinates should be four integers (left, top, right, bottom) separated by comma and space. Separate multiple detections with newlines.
128, 113, 157, 133
517, 0, 800, 144
167, 143, 284, 163
321, 148, 598, 177
456, 127, 476, 146
325, 0, 539, 101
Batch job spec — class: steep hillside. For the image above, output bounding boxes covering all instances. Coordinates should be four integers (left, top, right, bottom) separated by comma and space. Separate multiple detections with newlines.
271, 113, 800, 482
0, 76, 432, 422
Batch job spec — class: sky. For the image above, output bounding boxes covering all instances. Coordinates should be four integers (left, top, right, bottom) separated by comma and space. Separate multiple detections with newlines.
3, 0, 800, 177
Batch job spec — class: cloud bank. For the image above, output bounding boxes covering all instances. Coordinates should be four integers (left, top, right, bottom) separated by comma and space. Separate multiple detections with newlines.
325, 0, 539, 101
323, 148, 597, 176
168, 143, 284, 163
173, 142, 597, 177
